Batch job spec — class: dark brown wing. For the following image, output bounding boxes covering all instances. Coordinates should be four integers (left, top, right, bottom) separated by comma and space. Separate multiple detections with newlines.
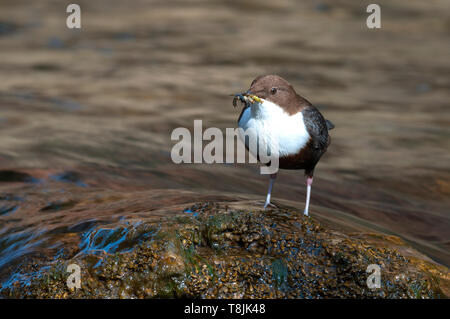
301, 105, 330, 151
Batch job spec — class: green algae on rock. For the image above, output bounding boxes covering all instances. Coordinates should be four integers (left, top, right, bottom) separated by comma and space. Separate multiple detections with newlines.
1, 202, 448, 298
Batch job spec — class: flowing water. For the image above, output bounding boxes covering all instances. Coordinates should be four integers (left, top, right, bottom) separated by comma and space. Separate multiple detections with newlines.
0, 0, 449, 286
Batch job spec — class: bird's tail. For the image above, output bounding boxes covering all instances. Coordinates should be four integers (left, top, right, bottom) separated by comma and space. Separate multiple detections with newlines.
326, 119, 335, 130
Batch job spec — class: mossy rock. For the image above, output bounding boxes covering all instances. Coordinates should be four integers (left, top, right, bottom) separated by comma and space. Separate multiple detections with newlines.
1, 202, 448, 298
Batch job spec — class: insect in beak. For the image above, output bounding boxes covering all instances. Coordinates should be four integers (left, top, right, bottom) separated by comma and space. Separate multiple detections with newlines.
232, 92, 261, 107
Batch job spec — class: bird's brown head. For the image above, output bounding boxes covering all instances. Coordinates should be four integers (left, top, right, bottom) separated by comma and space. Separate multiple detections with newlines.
242, 75, 311, 115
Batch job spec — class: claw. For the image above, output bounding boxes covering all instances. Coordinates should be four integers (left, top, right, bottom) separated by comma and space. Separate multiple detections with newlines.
263, 202, 277, 210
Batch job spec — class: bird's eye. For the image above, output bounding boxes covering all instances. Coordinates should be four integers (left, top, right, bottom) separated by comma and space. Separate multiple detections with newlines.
270, 87, 277, 95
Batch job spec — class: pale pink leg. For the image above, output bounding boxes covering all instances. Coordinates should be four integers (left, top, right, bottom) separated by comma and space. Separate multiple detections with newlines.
264, 173, 277, 209
304, 176, 313, 216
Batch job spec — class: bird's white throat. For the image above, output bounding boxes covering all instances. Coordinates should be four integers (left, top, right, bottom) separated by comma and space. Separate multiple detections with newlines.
238, 99, 310, 157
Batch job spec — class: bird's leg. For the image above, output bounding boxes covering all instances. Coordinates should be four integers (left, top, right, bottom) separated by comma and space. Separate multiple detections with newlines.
264, 173, 277, 209
303, 176, 313, 216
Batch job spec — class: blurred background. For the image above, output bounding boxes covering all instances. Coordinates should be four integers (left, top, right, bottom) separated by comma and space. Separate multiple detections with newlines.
0, 0, 449, 279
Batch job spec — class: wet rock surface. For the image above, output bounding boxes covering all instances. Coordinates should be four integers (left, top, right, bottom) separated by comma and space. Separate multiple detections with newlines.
1, 202, 448, 299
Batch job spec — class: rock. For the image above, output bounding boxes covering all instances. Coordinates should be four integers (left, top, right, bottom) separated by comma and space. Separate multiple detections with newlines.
1, 202, 448, 298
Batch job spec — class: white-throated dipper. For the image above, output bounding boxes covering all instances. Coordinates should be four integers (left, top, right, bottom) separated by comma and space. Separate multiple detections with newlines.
234, 75, 334, 216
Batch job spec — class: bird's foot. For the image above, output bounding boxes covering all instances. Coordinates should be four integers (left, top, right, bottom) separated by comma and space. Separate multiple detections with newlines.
303, 210, 309, 217
263, 202, 278, 210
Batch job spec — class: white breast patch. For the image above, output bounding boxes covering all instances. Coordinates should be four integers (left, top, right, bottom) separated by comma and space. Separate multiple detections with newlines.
238, 99, 310, 158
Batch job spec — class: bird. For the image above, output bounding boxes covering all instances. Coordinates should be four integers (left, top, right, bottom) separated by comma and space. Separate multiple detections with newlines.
234, 75, 334, 216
